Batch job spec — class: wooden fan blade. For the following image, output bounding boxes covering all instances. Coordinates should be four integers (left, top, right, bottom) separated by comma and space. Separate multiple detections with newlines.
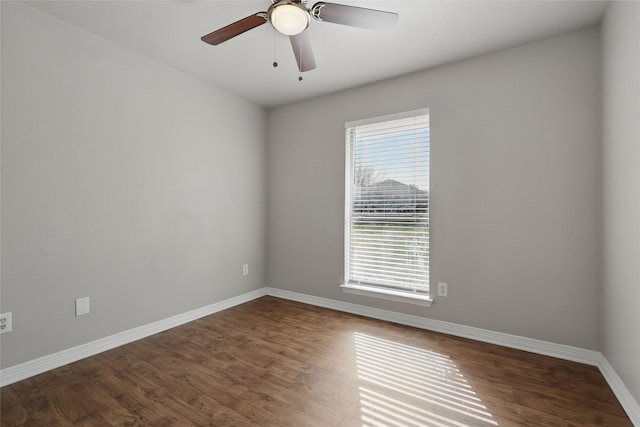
311, 2, 398, 30
290, 31, 316, 72
201, 13, 267, 45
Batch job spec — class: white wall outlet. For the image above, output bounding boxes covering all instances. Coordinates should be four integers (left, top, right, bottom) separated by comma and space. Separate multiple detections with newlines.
437, 282, 448, 297
0, 312, 12, 334
75, 297, 90, 317
242, 264, 249, 276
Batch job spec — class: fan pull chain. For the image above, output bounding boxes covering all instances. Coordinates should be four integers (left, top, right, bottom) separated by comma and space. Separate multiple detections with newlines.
272, 28, 278, 68
298, 39, 303, 82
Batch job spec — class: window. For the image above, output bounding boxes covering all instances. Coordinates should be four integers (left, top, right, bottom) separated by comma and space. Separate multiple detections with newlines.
343, 109, 430, 305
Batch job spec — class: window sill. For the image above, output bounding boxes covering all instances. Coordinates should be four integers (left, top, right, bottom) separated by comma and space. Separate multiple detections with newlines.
340, 283, 433, 307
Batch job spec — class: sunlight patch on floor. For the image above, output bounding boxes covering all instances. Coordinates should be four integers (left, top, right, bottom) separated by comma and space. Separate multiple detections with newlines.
354, 332, 498, 427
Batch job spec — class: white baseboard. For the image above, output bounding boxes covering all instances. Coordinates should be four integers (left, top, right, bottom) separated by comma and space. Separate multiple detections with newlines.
599, 357, 640, 426
264, 287, 601, 364
0, 288, 267, 387
2, 286, 638, 426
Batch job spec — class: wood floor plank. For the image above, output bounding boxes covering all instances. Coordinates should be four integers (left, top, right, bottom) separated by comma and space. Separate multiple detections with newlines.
0, 383, 33, 426
98, 353, 215, 425
8, 379, 75, 427
1, 296, 633, 426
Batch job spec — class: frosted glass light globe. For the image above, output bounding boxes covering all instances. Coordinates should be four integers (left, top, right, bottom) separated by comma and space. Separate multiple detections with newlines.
270, 3, 310, 36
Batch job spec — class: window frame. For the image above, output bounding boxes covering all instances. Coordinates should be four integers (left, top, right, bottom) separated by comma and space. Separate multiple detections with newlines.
342, 109, 432, 307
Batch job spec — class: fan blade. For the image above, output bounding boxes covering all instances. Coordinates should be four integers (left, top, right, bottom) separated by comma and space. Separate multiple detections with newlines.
290, 32, 316, 72
201, 13, 267, 45
311, 2, 398, 30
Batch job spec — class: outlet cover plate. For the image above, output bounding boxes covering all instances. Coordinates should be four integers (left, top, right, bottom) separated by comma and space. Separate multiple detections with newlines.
437, 282, 448, 297
0, 312, 12, 334
75, 297, 90, 317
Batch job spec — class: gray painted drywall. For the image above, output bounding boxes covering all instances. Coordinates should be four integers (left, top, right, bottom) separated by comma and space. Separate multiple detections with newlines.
601, 1, 640, 403
267, 29, 601, 350
0, 2, 266, 368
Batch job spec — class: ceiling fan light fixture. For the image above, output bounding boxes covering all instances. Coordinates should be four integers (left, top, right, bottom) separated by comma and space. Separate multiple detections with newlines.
269, 1, 310, 36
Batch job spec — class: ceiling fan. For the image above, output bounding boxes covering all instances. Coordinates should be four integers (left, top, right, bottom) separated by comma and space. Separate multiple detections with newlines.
200, 0, 399, 73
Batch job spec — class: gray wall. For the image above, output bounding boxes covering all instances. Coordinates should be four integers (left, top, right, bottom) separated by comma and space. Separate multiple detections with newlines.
267, 29, 601, 350
601, 1, 640, 403
0, 2, 267, 368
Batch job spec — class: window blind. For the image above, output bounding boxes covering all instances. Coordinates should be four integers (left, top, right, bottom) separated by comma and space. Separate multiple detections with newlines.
345, 110, 429, 294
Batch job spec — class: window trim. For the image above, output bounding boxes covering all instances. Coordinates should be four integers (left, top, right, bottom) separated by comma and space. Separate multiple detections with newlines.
343, 108, 431, 306
340, 283, 434, 307
345, 108, 430, 129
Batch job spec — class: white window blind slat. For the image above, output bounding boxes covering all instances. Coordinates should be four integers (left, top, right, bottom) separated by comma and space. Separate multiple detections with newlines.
345, 109, 430, 295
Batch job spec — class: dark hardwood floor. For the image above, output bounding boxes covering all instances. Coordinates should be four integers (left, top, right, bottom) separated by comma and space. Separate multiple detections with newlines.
1, 296, 633, 426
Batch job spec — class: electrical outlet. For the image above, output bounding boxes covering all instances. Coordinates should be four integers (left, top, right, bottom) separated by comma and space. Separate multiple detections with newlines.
437, 282, 448, 297
75, 297, 90, 317
0, 312, 12, 334
242, 264, 249, 276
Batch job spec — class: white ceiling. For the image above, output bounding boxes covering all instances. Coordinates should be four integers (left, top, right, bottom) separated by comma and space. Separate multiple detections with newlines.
24, 0, 609, 108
